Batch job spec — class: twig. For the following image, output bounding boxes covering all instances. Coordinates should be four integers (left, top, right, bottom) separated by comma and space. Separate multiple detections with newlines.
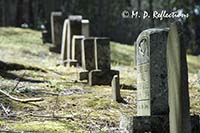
29, 114, 74, 120
0, 89, 44, 103
0, 104, 10, 115
11, 72, 26, 92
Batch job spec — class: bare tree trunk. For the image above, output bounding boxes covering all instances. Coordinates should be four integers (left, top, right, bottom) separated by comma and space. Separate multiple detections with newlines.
149, 0, 154, 28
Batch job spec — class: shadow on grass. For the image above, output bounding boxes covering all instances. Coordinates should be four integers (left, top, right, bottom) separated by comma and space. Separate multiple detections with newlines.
0, 60, 46, 72
0, 60, 47, 83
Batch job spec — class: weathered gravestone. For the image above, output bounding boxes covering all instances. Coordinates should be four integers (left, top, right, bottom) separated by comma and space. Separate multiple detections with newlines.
120, 24, 200, 132
61, 16, 82, 66
50, 12, 64, 53
120, 28, 170, 132
112, 75, 121, 102
89, 37, 119, 86
136, 28, 169, 116
167, 21, 191, 133
61, 15, 90, 66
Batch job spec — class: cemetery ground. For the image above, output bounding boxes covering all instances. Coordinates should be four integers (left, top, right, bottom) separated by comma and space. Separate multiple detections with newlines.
0, 27, 200, 132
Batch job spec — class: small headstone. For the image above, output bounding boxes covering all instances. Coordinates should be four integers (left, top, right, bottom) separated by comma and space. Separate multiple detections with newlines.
71, 35, 85, 66
167, 21, 191, 133
112, 75, 121, 102
136, 28, 169, 116
198, 70, 200, 80
50, 12, 63, 53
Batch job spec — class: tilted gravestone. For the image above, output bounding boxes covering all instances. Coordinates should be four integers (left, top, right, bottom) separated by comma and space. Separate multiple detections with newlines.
167, 21, 191, 133
61, 19, 69, 63
136, 28, 169, 116
50, 11, 64, 53
89, 37, 119, 86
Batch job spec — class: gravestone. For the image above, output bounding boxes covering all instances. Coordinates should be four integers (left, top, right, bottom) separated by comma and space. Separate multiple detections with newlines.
66, 15, 82, 66
136, 28, 169, 116
82, 20, 90, 37
112, 75, 121, 102
71, 35, 85, 66
167, 21, 191, 133
60, 15, 90, 66
198, 70, 200, 80
79, 37, 96, 80
120, 28, 170, 132
50, 12, 63, 53
88, 37, 119, 86
61, 19, 69, 63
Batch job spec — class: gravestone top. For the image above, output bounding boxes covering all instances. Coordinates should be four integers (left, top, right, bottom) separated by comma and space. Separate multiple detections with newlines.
82, 19, 89, 23
51, 11, 62, 16
68, 15, 82, 21
73, 35, 85, 39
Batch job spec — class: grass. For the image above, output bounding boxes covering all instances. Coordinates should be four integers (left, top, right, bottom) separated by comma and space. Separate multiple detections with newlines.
0, 27, 200, 132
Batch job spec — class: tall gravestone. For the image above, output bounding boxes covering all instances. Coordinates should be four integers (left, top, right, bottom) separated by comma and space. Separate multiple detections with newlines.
50, 12, 63, 53
167, 21, 191, 133
61, 19, 69, 63
120, 28, 169, 132
66, 16, 82, 66
136, 28, 169, 116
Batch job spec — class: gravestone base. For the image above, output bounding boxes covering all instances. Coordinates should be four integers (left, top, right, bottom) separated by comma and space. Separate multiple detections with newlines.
120, 115, 169, 133
79, 70, 89, 81
66, 60, 78, 67
120, 115, 200, 133
89, 69, 119, 86
49, 46, 61, 53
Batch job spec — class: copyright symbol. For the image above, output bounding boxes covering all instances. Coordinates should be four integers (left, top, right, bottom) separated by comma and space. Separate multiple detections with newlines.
122, 10, 130, 18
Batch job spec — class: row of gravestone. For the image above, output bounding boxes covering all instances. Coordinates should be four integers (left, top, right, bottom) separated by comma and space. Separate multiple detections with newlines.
47, 11, 200, 132
49, 12, 119, 86
120, 21, 200, 132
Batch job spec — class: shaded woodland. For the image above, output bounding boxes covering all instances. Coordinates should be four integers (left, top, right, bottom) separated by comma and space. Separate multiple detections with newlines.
0, 0, 200, 54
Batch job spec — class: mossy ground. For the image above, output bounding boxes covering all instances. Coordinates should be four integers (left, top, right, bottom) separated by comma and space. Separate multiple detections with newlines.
0, 27, 200, 132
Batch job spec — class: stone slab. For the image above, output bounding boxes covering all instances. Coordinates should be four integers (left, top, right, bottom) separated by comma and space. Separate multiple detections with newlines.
50, 11, 63, 53
89, 70, 119, 86
167, 21, 191, 133
79, 70, 89, 81
95, 37, 111, 70
81, 37, 96, 71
